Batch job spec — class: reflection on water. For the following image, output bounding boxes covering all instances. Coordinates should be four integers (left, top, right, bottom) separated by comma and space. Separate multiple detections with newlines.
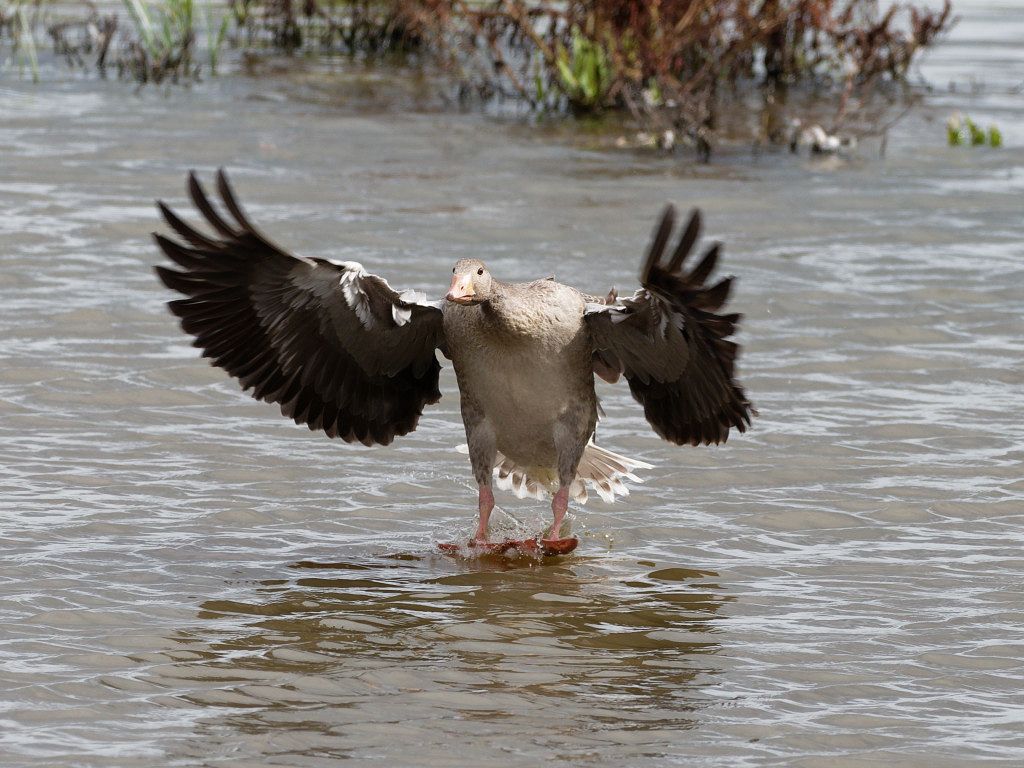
153, 558, 727, 764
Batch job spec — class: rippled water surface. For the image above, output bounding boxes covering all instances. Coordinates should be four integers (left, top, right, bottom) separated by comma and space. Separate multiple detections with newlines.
2, 3, 1023, 765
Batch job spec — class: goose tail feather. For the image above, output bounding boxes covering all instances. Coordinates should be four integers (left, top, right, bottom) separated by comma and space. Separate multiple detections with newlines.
456, 443, 653, 504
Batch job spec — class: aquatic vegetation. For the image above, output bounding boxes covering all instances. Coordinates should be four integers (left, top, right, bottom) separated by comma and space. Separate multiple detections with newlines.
0, 1, 41, 82
202, 5, 229, 73
966, 116, 985, 146
119, 0, 197, 82
3, 1, 955, 154
5, 0, 225, 83
408, 0, 954, 154
230, 0, 425, 52
946, 114, 963, 146
554, 27, 614, 113
47, 10, 118, 73
947, 113, 1003, 148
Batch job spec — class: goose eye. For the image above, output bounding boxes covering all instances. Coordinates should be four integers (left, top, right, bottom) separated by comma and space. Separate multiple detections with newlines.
477, 268, 484, 276
453, 268, 456, 274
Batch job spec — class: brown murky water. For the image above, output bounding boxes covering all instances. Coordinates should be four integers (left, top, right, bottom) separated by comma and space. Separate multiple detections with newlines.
2, 2, 1023, 765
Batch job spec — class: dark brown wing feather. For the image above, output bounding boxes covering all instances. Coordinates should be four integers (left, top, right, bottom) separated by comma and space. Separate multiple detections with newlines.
154, 169, 445, 446
586, 205, 755, 446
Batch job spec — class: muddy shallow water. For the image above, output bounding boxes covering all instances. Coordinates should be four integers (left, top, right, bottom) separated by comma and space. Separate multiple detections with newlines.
1, 2, 1023, 765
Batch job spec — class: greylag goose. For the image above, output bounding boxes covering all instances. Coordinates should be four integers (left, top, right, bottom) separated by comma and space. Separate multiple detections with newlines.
155, 170, 754, 547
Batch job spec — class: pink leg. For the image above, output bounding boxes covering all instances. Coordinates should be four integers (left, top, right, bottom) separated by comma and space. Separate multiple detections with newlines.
472, 485, 495, 543
547, 486, 569, 541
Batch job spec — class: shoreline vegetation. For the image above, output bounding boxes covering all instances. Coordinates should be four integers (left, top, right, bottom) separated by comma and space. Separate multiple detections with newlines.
1, 1, 953, 157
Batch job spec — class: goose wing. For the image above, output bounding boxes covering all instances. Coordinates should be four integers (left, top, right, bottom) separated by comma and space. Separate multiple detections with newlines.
584, 206, 755, 446
154, 170, 445, 446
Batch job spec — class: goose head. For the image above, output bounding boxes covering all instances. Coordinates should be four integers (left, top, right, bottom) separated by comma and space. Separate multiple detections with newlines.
447, 259, 493, 305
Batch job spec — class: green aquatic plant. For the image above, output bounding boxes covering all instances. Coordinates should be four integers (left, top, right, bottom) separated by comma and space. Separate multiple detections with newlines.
947, 113, 1003, 148
554, 27, 614, 112
203, 5, 229, 74
1, 1, 40, 81
965, 117, 986, 146
1, 0, 228, 83
946, 115, 962, 146
126, 0, 192, 63
122, 0, 158, 55
116, 0, 235, 82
